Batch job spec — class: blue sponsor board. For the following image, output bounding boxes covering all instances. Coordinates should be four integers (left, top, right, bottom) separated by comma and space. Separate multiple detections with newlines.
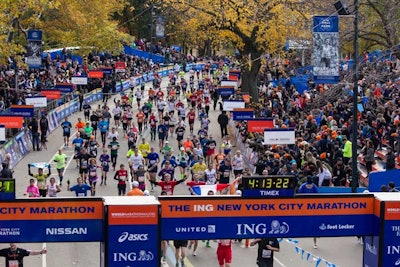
218, 87, 235, 96
107, 225, 159, 267
382, 220, 400, 266
55, 83, 74, 94
27, 30, 42, 41
0, 220, 103, 242
161, 215, 374, 240
232, 111, 254, 121
160, 197, 375, 240
101, 68, 113, 75
10, 107, 34, 118
363, 236, 379, 267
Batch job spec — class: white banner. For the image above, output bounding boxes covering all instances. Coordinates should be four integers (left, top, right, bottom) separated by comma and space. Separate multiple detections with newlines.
25, 96, 47, 108
223, 100, 245, 111
0, 125, 5, 142
264, 129, 295, 145
71, 76, 88, 85
220, 81, 238, 88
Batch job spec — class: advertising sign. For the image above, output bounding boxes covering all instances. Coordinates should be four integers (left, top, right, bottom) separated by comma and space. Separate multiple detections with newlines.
247, 119, 274, 133
221, 80, 238, 88
218, 87, 235, 97
313, 16, 339, 84
223, 100, 245, 111
0, 116, 23, 128
25, 96, 47, 107
264, 128, 296, 145
55, 83, 74, 94
88, 70, 104, 79
105, 197, 160, 267
159, 195, 374, 240
229, 70, 241, 79
363, 236, 379, 267
0, 199, 104, 242
0, 179, 15, 200
71, 76, 88, 85
232, 108, 254, 121
26, 30, 42, 69
0, 125, 5, 142
115, 62, 126, 73
41, 90, 61, 100
10, 105, 34, 118
382, 201, 400, 267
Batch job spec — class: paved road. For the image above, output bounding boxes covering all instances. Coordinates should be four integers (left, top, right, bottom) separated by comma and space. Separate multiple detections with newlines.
1, 73, 364, 267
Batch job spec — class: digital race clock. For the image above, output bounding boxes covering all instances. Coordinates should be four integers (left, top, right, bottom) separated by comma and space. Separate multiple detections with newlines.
241, 175, 297, 197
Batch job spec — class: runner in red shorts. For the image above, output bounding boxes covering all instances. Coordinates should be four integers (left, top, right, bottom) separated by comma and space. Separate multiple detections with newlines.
216, 239, 232, 267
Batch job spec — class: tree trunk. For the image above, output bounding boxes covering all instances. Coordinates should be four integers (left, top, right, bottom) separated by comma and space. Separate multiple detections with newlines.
240, 53, 261, 103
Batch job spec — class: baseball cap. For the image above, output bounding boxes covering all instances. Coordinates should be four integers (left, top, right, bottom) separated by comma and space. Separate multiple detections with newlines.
132, 181, 139, 187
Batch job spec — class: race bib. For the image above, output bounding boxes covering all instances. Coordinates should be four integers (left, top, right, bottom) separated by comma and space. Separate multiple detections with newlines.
138, 176, 145, 182
112, 145, 118, 150
9, 260, 19, 267
90, 171, 96, 177
120, 175, 126, 181
78, 193, 85, 197
262, 249, 272, 258
224, 171, 230, 177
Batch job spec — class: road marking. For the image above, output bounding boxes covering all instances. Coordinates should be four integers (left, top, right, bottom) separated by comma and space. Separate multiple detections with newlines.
275, 256, 287, 267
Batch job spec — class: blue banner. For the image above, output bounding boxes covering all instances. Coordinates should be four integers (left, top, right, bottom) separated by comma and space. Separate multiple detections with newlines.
363, 236, 379, 267
10, 106, 34, 118
55, 83, 74, 94
232, 111, 254, 121
107, 225, 159, 267
218, 87, 235, 96
27, 30, 43, 41
382, 201, 400, 267
106, 202, 159, 267
313, 16, 339, 84
0, 200, 104, 242
160, 197, 375, 240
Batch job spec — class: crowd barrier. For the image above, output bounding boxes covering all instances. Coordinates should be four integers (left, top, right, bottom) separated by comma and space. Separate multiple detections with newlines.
0, 65, 182, 170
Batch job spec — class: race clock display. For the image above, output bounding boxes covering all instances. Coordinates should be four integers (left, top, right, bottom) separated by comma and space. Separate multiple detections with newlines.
242, 175, 296, 197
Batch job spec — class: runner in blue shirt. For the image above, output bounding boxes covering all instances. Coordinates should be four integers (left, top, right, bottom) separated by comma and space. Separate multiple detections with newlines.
67, 177, 91, 197
61, 117, 72, 147
72, 133, 85, 168
98, 118, 109, 146
157, 120, 168, 150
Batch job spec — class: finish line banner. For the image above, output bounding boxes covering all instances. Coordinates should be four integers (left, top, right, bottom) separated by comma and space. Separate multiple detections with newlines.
0, 199, 104, 242
313, 16, 339, 84
159, 195, 374, 240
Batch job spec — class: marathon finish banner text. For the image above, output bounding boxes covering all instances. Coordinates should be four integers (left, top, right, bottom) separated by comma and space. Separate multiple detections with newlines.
106, 205, 159, 267
382, 201, 400, 267
159, 196, 374, 240
0, 199, 104, 242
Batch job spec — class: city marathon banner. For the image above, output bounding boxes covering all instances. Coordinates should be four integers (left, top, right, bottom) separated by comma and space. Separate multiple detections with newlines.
159, 195, 374, 240
0, 199, 104, 242
313, 16, 339, 84
26, 30, 42, 69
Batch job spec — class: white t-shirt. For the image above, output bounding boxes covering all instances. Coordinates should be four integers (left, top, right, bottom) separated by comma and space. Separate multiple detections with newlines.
205, 169, 216, 185
129, 154, 144, 170
232, 155, 244, 171
107, 132, 119, 140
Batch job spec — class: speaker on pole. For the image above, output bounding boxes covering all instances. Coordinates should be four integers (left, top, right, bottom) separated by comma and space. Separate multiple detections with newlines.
334, 0, 351, 15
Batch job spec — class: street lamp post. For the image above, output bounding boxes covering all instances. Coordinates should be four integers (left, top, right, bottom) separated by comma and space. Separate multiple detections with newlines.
351, 0, 359, 193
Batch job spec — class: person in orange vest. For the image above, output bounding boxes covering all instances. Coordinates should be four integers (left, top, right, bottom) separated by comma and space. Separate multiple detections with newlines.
126, 181, 144, 196
75, 118, 85, 132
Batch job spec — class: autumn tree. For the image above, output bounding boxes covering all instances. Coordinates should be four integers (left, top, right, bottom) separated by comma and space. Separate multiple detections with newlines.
0, 0, 133, 65
162, 0, 315, 102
